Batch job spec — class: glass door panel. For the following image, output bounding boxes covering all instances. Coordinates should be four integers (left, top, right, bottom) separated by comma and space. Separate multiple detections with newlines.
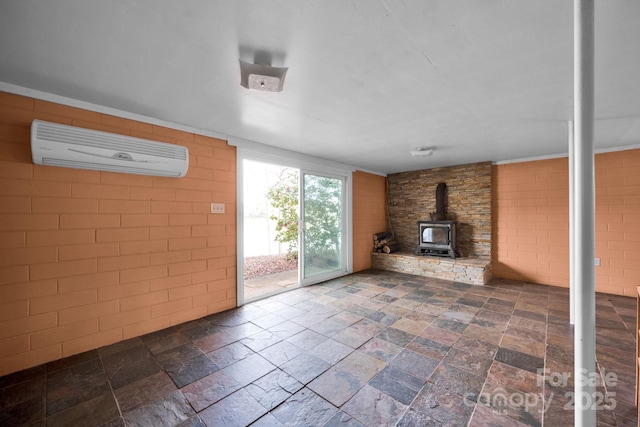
301, 172, 345, 283
241, 159, 300, 302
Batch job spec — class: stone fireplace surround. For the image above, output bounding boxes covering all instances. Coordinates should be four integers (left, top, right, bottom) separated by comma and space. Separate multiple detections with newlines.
371, 162, 492, 285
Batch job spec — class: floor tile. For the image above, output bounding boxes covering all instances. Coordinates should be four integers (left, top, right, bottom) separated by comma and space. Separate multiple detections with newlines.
308, 367, 364, 407
440, 306, 477, 324
280, 352, 331, 384
181, 322, 220, 341
335, 350, 386, 383
442, 347, 493, 378
376, 327, 415, 347
156, 342, 202, 367
221, 322, 264, 341
508, 316, 546, 334
266, 320, 305, 339
181, 370, 241, 412
495, 347, 544, 374
0, 375, 45, 413
122, 390, 195, 426
240, 330, 283, 352
114, 371, 177, 412
409, 382, 474, 427
145, 332, 189, 355
0, 395, 44, 426
259, 340, 304, 367
236, 303, 272, 322
458, 296, 487, 308
46, 358, 110, 415
369, 365, 425, 405
250, 413, 285, 426
331, 311, 364, 326
273, 306, 306, 321
390, 349, 439, 380
308, 317, 348, 337
97, 337, 144, 359
222, 353, 276, 386
429, 362, 485, 402
193, 331, 237, 353
198, 388, 266, 427
250, 313, 287, 330
286, 329, 327, 351
350, 318, 386, 336
478, 380, 543, 426
103, 345, 162, 390
396, 408, 443, 427
504, 323, 546, 343
452, 335, 498, 358
164, 354, 219, 388
245, 369, 303, 411
419, 325, 460, 346
469, 402, 531, 427
206, 342, 255, 368
359, 337, 404, 363
207, 311, 250, 328
513, 309, 547, 322
474, 308, 513, 326
390, 317, 429, 335
487, 361, 542, 394
45, 350, 100, 374
500, 333, 546, 358
47, 392, 121, 427
342, 384, 407, 427
307, 338, 353, 365
271, 388, 338, 427
323, 411, 366, 427
462, 323, 504, 346
0, 270, 636, 427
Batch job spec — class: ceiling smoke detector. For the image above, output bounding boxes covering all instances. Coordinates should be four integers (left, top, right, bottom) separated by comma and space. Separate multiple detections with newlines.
410, 147, 434, 157
239, 59, 288, 92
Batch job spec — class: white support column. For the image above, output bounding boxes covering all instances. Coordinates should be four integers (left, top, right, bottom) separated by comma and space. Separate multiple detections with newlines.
574, 0, 596, 426
569, 120, 575, 325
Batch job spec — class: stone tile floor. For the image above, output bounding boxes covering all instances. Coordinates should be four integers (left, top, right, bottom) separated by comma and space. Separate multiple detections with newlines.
0, 269, 637, 426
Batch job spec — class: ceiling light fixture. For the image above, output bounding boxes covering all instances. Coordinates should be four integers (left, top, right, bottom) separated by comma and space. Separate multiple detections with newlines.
410, 147, 434, 157
239, 59, 288, 92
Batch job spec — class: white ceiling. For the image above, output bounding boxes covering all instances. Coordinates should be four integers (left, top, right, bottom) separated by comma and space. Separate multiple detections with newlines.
1, 1, 639, 174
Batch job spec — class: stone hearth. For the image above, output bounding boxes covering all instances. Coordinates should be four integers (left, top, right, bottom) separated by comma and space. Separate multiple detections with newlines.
371, 251, 491, 285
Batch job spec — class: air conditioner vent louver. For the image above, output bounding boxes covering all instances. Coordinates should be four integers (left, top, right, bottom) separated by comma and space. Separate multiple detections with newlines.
42, 159, 182, 177
31, 120, 189, 177
37, 125, 187, 160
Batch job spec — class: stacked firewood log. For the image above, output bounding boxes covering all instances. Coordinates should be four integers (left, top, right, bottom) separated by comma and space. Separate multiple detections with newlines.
373, 231, 401, 254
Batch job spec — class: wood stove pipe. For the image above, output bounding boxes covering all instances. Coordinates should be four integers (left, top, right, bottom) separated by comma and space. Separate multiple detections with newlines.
430, 182, 447, 221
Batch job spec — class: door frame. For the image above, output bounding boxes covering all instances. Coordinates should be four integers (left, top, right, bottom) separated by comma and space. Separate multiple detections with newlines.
234, 142, 354, 306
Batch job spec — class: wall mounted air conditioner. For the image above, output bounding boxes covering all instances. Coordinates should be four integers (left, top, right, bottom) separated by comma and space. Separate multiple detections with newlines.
31, 120, 189, 177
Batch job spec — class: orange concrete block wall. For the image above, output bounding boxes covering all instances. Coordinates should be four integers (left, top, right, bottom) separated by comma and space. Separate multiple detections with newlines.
0, 92, 237, 375
352, 171, 386, 272
492, 149, 640, 296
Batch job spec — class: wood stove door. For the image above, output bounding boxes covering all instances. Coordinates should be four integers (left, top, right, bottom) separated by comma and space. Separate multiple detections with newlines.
300, 171, 347, 285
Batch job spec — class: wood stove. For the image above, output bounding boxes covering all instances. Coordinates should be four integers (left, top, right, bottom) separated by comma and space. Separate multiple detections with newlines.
415, 220, 456, 259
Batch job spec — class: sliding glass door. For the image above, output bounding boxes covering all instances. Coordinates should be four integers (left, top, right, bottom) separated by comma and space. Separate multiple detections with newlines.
300, 171, 346, 284
236, 146, 352, 305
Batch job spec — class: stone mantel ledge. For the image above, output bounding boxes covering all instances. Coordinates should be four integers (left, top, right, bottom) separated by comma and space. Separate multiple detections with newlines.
371, 251, 491, 286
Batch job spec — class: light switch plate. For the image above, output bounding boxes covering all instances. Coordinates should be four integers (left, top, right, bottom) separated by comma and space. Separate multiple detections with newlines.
211, 203, 225, 214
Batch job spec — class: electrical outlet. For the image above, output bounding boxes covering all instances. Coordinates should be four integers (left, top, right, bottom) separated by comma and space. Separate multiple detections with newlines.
211, 203, 225, 214
594, 258, 600, 266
